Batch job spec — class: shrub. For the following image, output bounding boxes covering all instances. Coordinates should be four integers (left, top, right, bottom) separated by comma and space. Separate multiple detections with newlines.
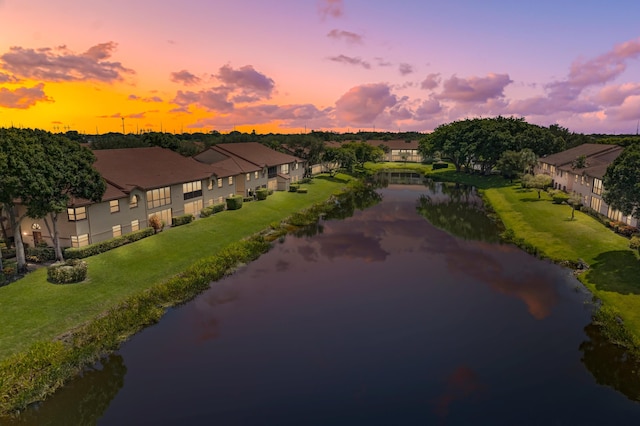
432, 162, 448, 170
200, 203, 225, 217
243, 196, 253, 203
297, 187, 308, 194
171, 214, 194, 227
1, 247, 16, 259
630, 236, 640, 250
226, 195, 243, 210
25, 246, 56, 263
289, 185, 299, 192
64, 227, 154, 259
552, 193, 569, 204
47, 259, 88, 284
256, 188, 269, 200
148, 215, 163, 233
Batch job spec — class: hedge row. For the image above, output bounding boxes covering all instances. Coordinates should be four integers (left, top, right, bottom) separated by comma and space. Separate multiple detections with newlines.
256, 188, 269, 200
200, 203, 226, 217
26, 246, 56, 263
64, 227, 155, 259
171, 214, 194, 227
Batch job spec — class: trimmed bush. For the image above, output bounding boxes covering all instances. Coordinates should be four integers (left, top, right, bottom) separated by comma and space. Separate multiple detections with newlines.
1, 247, 16, 259
47, 259, 88, 284
226, 195, 243, 210
171, 214, 194, 227
297, 187, 308, 194
552, 193, 569, 204
256, 188, 269, 200
64, 227, 155, 259
289, 185, 299, 192
25, 246, 56, 263
243, 196, 253, 203
432, 162, 448, 170
629, 236, 640, 250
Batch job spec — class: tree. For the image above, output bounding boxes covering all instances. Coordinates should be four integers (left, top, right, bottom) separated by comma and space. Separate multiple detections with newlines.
497, 148, 539, 182
522, 173, 552, 198
603, 143, 640, 219
24, 132, 106, 261
567, 192, 583, 220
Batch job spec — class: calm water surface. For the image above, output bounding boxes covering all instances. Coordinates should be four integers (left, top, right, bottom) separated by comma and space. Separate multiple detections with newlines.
10, 180, 640, 425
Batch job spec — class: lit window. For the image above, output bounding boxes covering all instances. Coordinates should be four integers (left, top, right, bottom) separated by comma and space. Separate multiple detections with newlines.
112, 225, 122, 238
281, 164, 289, 174
228, 176, 233, 185
131, 220, 139, 232
148, 208, 172, 228
71, 234, 89, 247
67, 207, 87, 221
246, 173, 250, 181
130, 195, 138, 208
254, 171, 259, 179
182, 181, 202, 200
110, 200, 120, 213
217, 178, 222, 188
146, 187, 171, 209
184, 199, 203, 216
593, 178, 603, 196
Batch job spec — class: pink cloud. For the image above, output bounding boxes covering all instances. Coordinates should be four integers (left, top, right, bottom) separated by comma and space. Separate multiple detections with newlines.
437, 73, 512, 103
605, 95, 640, 121
414, 98, 443, 120
215, 64, 274, 101
173, 88, 234, 112
421, 73, 440, 90
335, 83, 397, 124
318, 0, 343, 19
592, 83, 640, 106
0, 72, 18, 83
0, 83, 51, 108
128, 94, 163, 102
327, 29, 363, 45
0, 42, 133, 83
398, 63, 414, 76
170, 69, 201, 86
328, 54, 371, 69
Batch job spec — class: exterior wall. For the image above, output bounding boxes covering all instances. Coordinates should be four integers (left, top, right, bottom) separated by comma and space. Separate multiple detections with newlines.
85, 195, 146, 245
203, 176, 238, 206
389, 149, 422, 162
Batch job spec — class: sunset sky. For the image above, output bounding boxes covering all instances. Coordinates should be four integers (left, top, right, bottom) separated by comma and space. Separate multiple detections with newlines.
2, 0, 640, 135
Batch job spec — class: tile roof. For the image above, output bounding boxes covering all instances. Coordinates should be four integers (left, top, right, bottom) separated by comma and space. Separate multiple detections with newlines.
538, 143, 619, 167
93, 147, 213, 192
214, 142, 302, 167
194, 145, 261, 175
557, 145, 623, 179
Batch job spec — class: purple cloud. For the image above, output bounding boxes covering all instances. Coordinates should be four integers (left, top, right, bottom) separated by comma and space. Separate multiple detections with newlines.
328, 54, 371, 69
128, 94, 163, 102
318, 0, 343, 19
170, 69, 201, 86
335, 83, 397, 123
0, 42, 133, 82
421, 73, 441, 90
327, 29, 363, 45
593, 83, 640, 106
437, 73, 512, 102
0, 83, 51, 108
399, 63, 414, 76
215, 64, 275, 101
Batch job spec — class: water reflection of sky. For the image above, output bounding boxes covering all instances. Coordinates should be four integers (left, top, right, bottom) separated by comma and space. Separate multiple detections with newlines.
13, 183, 640, 425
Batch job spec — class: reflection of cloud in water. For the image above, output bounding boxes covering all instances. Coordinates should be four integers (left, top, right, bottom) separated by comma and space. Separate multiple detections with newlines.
275, 259, 290, 272
432, 365, 486, 419
190, 282, 240, 344
297, 244, 318, 262
315, 231, 389, 262
445, 240, 559, 319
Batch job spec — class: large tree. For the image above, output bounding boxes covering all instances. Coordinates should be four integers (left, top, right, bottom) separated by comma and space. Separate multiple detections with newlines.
603, 144, 640, 220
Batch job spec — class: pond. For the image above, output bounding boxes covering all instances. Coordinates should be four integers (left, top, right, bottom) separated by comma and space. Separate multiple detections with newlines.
9, 176, 640, 425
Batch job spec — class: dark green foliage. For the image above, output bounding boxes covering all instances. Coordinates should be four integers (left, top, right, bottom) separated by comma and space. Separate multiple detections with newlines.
225, 195, 243, 210
255, 188, 269, 200
432, 162, 449, 170
1, 248, 16, 259
297, 188, 308, 194
171, 214, 194, 227
25, 246, 56, 263
200, 203, 226, 217
64, 228, 154, 259
47, 259, 88, 284
552, 192, 569, 204
243, 196, 253, 203
289, 185, 299, 192
603, 143, 640, 219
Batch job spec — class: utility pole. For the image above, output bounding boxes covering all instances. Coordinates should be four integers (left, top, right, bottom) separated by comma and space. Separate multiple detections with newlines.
121, 117, 125, 134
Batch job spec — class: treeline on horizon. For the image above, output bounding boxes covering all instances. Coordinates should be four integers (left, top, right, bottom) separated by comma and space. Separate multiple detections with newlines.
7, 117, 640, 159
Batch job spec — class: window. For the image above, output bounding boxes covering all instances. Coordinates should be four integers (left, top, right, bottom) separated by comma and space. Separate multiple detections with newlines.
593, 178, 603, 196
112, 225, 122, 238
246, 173, 250, 181
67, 207, 87, 221
71, 234, 89, 248
131, 219, 139, 232
184, 199, 203, 216
254, 171, 259, 179
183, 181, 202, 200
110, 200, 120, 213
281, 163, 289, 174
217, 178, 223, 188
608, 207, 623, 222
149, 208, 172, 227
268, 166, 277, 178
146, 187, 171, 209
575, 174, 578, 183
228, 176, 233, 185
590, 197, 602, 213
581, 175, 587, 185
295, 162, 299, 170
129, 194, 138, 208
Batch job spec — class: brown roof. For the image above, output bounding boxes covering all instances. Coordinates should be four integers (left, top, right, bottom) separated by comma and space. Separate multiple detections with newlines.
539, 144, 619, 167
194, 146, 261, 175
70, 181, 127, 207
557, 145, 623, 179
93, 147, 213, 192
214, 142, 302, 167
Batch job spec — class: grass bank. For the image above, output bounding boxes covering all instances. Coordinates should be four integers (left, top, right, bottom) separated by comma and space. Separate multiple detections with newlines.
421, 168, 640, 349
0, 174, 351, 361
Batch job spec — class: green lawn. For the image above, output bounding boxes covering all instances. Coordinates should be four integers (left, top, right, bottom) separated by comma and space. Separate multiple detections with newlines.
0, 174, 352, 361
